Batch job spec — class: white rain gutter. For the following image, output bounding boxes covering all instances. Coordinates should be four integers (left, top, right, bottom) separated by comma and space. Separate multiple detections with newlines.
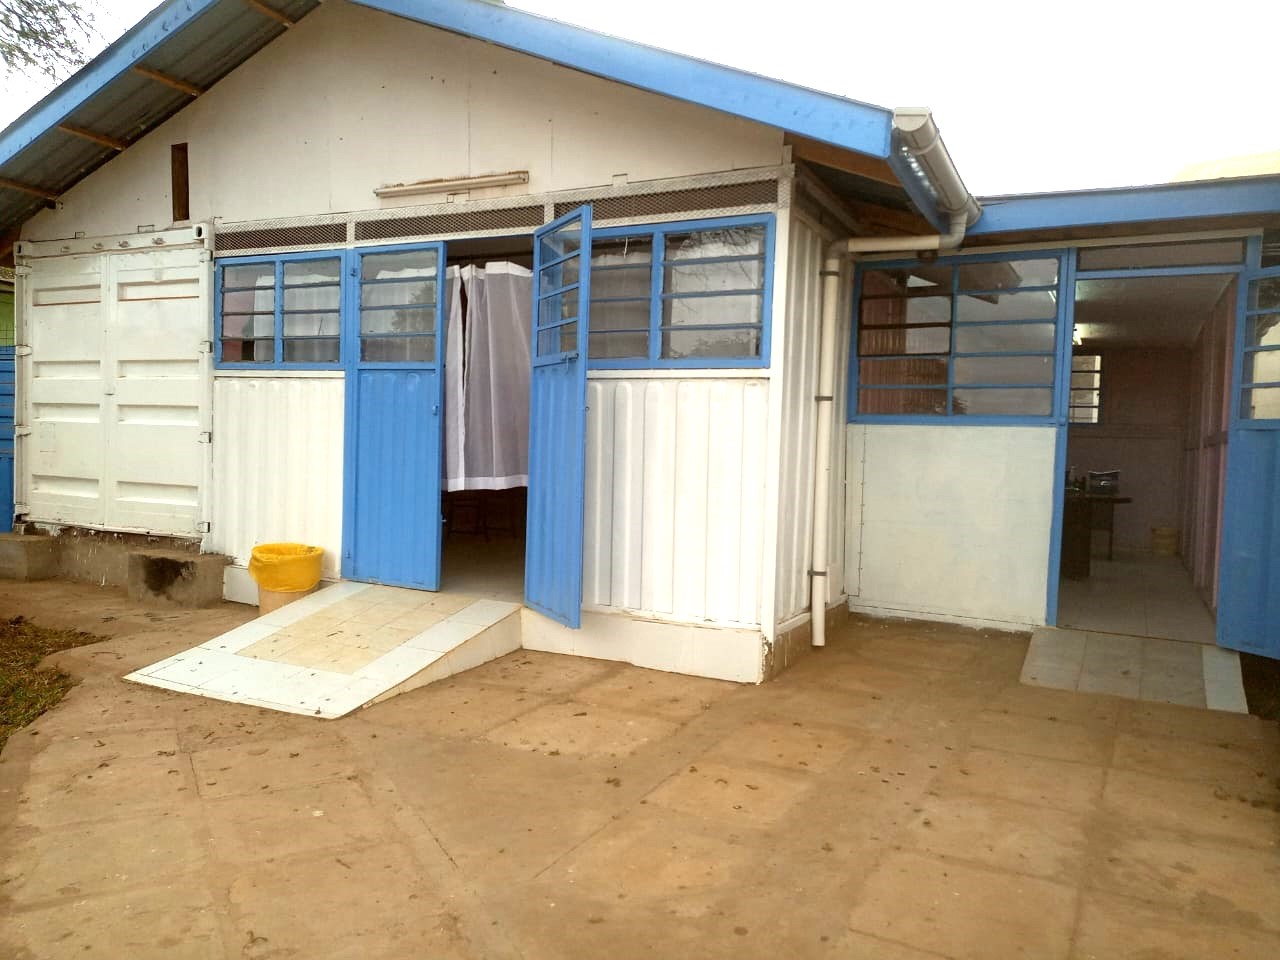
809, 108, 980, 647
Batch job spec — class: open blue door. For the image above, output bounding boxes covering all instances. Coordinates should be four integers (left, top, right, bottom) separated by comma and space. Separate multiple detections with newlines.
525, 207, 592, 626
1218, 254, 1280, 658
343, 243, 446, 590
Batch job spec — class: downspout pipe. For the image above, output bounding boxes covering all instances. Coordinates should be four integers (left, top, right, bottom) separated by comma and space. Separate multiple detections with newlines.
809, 109, 979, 648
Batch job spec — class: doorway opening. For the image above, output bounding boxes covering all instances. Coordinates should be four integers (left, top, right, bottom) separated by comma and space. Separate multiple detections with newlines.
438, 234, 536, 602
1056, 242, 1243, 644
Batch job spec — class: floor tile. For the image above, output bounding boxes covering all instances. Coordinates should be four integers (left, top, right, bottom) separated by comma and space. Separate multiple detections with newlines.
1073, 892, 1280, 960
937, 748, 1106, 814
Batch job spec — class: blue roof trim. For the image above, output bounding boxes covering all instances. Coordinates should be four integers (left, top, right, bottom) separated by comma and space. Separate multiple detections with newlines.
969, 175, 1280, 237
0, 0, 222, 169
352, 0, 894, 159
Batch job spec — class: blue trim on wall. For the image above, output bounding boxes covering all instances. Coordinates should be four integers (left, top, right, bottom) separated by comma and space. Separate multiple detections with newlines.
0, 0, 221, 167
351, 0, 893, 159
1045, 249, 1079, 626
970, 176, 1280, 237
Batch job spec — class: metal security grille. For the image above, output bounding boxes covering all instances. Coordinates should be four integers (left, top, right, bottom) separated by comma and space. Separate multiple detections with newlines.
215, 222, 347, 253
354, 205, 544, 241
553, 179, 777, 221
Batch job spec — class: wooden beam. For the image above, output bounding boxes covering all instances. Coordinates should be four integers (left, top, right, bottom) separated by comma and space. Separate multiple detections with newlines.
131, 65, 204, 98
0, 176, 59, 201
57, 124, 128, 151
786, 133, 900, 188
245, 0, 294, 27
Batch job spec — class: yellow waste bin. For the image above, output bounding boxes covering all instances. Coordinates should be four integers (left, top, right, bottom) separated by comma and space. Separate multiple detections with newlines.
249, 543, 324, 615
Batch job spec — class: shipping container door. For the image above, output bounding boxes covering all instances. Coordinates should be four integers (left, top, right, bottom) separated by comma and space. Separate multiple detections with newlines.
1218, 257, 1280, 659
525, 207, 592, 627
21, 253, 109, 527
104, 249, 210, 534
344, 243, 446, 590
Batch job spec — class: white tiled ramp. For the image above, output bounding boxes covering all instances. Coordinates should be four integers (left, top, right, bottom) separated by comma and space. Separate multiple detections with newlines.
1021, 627, 1248, 714
125, 583, 521, 718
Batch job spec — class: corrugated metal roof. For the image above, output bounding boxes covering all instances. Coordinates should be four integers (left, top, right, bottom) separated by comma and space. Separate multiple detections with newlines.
0, 0, 320, 246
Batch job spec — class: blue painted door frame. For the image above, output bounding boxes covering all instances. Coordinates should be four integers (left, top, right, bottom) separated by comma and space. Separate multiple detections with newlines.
342, 242, 447, 590
1218, 238, 1280, 659
525, 207, 592, 627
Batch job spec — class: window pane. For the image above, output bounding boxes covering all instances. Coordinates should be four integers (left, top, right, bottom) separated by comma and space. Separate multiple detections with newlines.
1250, 278, 1280, 312
1249, 312, 1280, 348
1079, 240, 1245, 271
284, 311, 340, 337
861, 265, 951, 297
957, 290, 1056, 322
1070, 407, 1100, 424
538, 322, 577, 356
284, 285, 339, 311
538, 224, 581, 263
1070, 389, 1101, 405
283, 338, 340, 363
663, 293, 761, 328
958, 258, 1057, 291
859, 357, 947, 386
361, 307, 434, 335
664, 259, 764, 294
283, 259, 341, 286
591, 263, 650, 302
221, 338, 273, 363
222, 288, 274, 314
361, 250, 438, 281
361, 336, 434, 363
361, 280, 436, 309
954, 355, 1054, 385
540, 254, 581, 291
223, 264, 274, 289
1245, 349, 1280, 385
662, 326, 760, 360
1071, 371, 1100, 388
591, 299, 650, 332
589, 331, 648, 360
859, 295, 949, 327
953, 388, 1052, 416
538, 290, 579, 328
858, 388, 946, 416
859, 326, 950, 356
222, 313, 275, 338
664, 225, 765, 261
1244, 387, 1280, 420
954, 322, 1055, 353
1072, 354, 1101, 372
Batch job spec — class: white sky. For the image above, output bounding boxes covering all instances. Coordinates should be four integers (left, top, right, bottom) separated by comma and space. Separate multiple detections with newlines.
2, 0, 1276, 196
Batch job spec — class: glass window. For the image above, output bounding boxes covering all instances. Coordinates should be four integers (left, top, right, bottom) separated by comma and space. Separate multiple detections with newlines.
587, 217, 771, 367
359, 247, 438, 364
1077, 240, 1246, 271
855, 256, 1063, 418
1069, 353, 1102, 423
219, 255, 344, 367
1243, 275, 1280, 421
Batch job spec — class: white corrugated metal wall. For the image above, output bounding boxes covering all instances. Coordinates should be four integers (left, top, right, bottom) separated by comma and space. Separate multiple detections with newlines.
584, 375, 768, 627
774, 213, 850, 626
209, 376, 345, 580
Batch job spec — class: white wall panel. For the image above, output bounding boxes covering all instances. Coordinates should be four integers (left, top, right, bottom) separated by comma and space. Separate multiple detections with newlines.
585, 376, 767, 627
26, 1, 782, 241
210, 376, 344, 580
846, 423, 1056, 626
775, 215, 850, 625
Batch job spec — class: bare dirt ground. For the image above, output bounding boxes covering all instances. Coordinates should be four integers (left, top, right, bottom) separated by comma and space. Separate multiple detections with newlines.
1, 579, 1278, 960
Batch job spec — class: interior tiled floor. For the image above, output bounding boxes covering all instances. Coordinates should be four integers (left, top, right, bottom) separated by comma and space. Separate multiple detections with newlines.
125, 582, 520, 718
1022, 626, 1248, 713
1058, 555, 1216, 644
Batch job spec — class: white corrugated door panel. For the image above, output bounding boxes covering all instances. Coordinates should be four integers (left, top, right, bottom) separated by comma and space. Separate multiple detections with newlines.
23, 254, 108, 526
104, 249, 208, 535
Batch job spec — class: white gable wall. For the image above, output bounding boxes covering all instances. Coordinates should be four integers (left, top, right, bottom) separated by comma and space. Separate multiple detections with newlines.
24, 0, 783, 240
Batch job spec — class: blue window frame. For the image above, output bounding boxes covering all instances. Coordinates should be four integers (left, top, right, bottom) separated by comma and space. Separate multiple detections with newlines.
216, 250, 344, 369
851, 252, 1069, 422
1240, 272, 1280, 421
589, 214, 774, 369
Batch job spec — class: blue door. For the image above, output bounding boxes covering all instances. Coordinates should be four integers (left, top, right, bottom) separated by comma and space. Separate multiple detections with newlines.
1218, 256, 1280, 659
526, 207, 593, 626
343, 243, 447, 590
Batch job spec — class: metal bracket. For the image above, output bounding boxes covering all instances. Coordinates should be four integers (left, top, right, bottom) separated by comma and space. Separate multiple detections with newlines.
808, 569, 828, 577
819, 269, 840, 278
814, 394, 833, 402
197, 431, 212, 444
196, 521, 211, 534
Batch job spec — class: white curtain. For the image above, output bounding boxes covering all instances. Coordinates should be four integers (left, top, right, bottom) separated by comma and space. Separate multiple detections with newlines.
444, 262, 533, 491
444, 265, 466, 489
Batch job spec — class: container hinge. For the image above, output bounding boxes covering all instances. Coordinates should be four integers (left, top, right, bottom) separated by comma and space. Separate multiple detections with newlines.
814, 394, 833, 402
15, 345, 32, 357
15, 427, 32, 438
198, 431, 212, 444
197, 340, 213, 355
196, 521, 211, 534
13, 265, 32, 277
808, 568, 828, 577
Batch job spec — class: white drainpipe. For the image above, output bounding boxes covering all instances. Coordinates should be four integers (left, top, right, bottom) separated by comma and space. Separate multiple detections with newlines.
809, 109, 979, 648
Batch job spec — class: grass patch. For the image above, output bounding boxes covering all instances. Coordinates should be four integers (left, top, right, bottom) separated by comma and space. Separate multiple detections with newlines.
1, 617, 106, 753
